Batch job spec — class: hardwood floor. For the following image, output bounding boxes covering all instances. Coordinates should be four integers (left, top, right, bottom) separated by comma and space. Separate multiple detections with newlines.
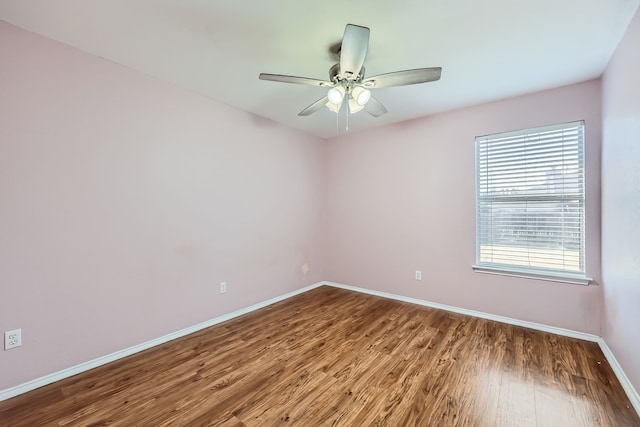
1, 286, 638, 426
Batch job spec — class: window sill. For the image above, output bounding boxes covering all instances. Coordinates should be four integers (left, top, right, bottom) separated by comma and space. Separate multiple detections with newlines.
472, 265, 592, 286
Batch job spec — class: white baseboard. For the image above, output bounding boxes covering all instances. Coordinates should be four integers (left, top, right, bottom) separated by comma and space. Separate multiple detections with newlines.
322, 281, 640, 416
2, 280, 639, 417
597, 337, 640, 415
0, 282, 323, 402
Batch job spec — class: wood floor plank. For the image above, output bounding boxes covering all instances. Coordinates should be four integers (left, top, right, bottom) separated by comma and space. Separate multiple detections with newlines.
1, 286, 638, 426
497, 371, 536, 427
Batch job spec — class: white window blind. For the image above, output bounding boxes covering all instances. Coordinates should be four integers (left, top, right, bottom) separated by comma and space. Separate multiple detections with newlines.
474, 121, 588, 283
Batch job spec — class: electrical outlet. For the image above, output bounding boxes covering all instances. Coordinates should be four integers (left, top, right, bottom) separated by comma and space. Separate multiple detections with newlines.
301, 262, 309, 276
219, 281, 227, 294
415, 270, 422, 280
5, 329, 22, 350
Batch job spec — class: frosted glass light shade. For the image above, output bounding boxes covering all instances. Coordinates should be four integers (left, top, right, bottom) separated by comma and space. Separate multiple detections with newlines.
355, 88, 371, 105
327, 88, 344, 105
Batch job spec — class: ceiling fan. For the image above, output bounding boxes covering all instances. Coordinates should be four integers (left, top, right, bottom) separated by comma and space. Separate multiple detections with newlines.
259, 24, 442, 118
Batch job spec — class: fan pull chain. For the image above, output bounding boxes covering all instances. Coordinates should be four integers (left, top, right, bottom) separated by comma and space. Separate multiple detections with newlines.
345, 101, 349, 132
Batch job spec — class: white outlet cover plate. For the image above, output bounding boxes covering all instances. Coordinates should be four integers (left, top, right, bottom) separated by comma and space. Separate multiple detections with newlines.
5, 329, 22, 350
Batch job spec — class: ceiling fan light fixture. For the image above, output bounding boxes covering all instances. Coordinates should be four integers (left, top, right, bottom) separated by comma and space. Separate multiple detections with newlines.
348, 96, 365, 114
325, 100, 341, 114
327, 87, 344, 105
353, 87, 371, 106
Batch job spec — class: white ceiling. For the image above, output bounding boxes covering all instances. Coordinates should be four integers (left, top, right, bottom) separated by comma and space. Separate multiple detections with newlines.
1, 1, 638, 139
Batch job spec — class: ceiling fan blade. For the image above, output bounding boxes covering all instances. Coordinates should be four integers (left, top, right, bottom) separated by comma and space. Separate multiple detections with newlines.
259, 73, 333, 87
298, 96, 329, 116
364, 96, 388, 117
340, 24, 369, 79
362, 67, 442, 88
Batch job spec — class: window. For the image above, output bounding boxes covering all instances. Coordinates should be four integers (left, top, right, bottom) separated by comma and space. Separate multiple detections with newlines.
474, 121, 591, 285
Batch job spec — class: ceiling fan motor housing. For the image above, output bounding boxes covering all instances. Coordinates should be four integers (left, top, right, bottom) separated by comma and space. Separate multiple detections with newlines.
330, 63, 365, 84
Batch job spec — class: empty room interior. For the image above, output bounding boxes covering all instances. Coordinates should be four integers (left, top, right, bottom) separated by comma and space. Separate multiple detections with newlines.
1, 1, 640, 425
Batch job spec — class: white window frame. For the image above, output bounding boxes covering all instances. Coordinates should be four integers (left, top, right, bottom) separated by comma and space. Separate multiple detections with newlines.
473, 121, 592, 285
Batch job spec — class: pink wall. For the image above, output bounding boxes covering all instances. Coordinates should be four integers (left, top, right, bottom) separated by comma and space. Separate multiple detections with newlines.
601, 8, 640, 392
325, 80, 603, 334
0, 22, 326, 390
